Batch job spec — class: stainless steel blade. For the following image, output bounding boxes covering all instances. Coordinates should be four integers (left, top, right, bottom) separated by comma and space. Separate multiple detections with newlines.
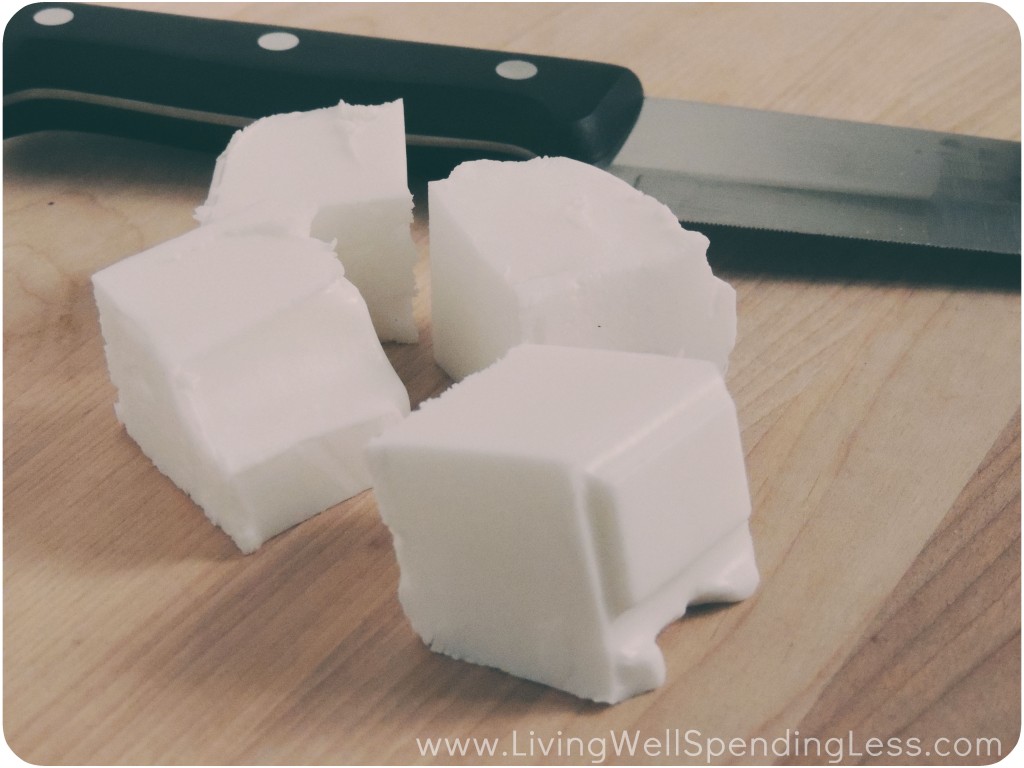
608, 98, 1021, 255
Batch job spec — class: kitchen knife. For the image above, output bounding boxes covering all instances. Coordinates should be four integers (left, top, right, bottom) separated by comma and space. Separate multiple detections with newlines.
5, 3, 1020, 284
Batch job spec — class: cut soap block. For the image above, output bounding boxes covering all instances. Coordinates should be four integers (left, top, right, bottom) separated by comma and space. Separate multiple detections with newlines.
93, 225, 410, 553
367, 344, 758, 703
195, 99, 419, 343
429, 156, 736, 380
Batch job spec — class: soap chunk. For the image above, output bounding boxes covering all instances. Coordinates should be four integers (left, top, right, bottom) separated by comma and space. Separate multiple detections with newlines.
93, 225, 410, 553
367, 344, 758, 703
195, 99, 419, 343
428, 156, 736, 380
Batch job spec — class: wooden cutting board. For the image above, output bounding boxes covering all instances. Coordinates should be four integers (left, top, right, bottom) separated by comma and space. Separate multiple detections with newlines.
4, 3, 1020, 764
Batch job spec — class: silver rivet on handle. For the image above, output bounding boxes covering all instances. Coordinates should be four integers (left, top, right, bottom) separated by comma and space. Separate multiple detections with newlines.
33, 7, 75, 26
495, 60, 538, 80
257, 31, 300, 51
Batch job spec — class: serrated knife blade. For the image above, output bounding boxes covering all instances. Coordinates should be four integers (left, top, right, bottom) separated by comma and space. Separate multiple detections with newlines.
609, 98, 1020, 256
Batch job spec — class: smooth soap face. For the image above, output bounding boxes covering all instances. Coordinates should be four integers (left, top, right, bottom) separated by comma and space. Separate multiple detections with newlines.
428, 157, 737, 380
195, 99, 419, 343
367, 344, 758, 703
93, 225, 411, 553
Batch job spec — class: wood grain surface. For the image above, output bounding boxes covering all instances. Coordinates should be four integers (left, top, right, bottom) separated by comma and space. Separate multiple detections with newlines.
4, 3, 1020, 765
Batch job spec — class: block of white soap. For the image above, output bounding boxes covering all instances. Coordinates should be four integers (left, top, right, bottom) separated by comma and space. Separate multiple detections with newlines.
367, 344, 758, 703
93, 225, 410, 553
195, 99, 419, 343
428, 156, 737, 381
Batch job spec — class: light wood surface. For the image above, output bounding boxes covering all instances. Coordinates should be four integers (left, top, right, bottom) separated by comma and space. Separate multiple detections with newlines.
4, 3, 1020, 764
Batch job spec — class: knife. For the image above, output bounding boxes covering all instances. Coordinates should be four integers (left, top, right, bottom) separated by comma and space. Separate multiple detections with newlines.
5, 3, 1020, 285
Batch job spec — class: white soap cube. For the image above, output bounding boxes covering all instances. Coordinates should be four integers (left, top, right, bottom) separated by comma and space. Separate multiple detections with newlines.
428, 156, 737, 381
367, 344, 758, 703
93, 225, 410, 553
195, 99, 419, 343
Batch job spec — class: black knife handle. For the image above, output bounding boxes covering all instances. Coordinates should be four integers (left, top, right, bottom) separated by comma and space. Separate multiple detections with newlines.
3, 2, 644, 165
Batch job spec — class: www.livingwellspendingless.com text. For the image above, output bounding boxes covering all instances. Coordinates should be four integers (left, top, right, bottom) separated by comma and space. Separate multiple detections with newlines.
415, 728, 1006, 764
